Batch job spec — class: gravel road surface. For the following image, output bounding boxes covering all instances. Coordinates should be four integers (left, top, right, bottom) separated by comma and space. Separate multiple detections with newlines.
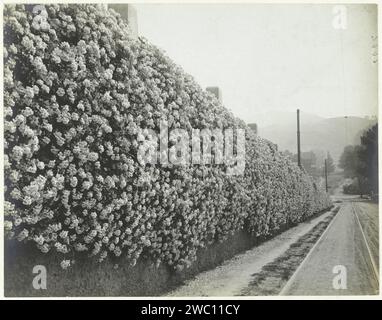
282, 199, 378, 295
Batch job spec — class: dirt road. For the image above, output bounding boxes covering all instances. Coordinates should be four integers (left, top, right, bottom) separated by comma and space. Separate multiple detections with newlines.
281, 199, 379, 295
165, 208, 337, 297
165, 190, 378, 296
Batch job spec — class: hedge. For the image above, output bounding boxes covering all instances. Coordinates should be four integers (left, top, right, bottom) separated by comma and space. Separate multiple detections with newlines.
4, 4, 331, 271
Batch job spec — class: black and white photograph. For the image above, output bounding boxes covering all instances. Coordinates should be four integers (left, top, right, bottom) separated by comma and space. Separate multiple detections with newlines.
1, 1, 380, 299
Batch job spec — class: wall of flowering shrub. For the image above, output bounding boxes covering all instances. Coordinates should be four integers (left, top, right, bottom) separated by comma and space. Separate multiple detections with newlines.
4, 4, 331, 271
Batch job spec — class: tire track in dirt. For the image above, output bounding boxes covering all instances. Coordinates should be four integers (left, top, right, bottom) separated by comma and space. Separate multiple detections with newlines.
239, 208, 339, 296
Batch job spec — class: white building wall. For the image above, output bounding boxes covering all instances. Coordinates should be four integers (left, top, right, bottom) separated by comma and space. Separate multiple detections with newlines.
107, 4, 138, 38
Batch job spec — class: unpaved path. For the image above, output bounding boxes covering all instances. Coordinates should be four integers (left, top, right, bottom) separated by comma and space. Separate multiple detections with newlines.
165, 208, 336, 297
282, 200, 378, 295
166, 182, 378, 297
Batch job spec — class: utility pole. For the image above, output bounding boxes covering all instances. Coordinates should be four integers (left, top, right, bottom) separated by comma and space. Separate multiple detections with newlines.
344, 115, 348, 146
324, 158, 328, 193
297, 109, 301, 167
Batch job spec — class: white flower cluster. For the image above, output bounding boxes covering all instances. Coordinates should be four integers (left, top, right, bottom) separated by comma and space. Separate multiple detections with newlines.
4, 4, 331, 270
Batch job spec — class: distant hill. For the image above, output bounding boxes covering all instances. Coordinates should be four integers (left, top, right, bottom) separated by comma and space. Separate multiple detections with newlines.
249, 114, 377, 164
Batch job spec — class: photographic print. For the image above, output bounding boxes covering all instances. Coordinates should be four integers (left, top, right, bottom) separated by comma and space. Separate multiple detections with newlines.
2, 1, 379, 298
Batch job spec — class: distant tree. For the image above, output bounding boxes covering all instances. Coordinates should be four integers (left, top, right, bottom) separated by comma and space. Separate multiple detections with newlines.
338, 145, 362, 178
248, 123, 258, 134
285, 149, 321, 176
300, 151, 318, 176
360, 124, 378, 196
338, 124, 378, 196
283, 150, 294, 161
326, 152, 335, 174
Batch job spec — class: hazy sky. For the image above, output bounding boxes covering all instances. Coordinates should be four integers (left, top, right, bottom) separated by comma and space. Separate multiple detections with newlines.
134, 4, 378, 124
